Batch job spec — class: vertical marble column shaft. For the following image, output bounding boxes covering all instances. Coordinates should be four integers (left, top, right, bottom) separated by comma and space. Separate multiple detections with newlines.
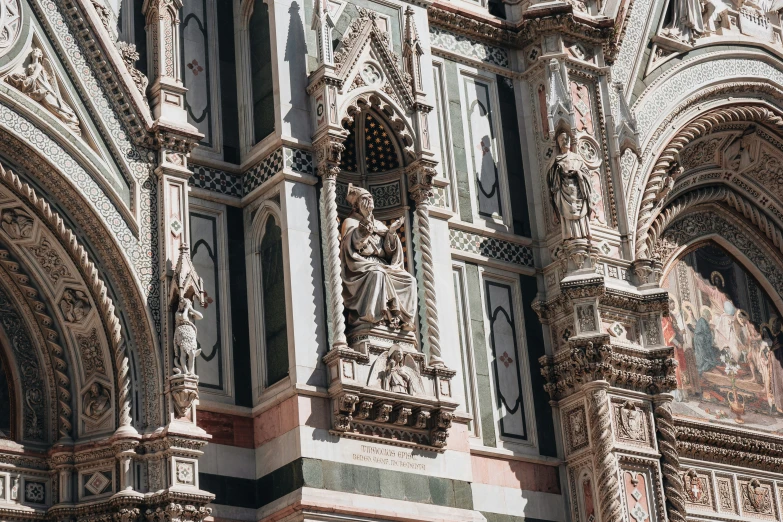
586, 383, 623, 522
654, 395, 687, 522
316, 137, 348, 349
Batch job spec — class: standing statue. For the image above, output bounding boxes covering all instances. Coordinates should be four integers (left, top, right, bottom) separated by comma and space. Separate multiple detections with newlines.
173, 297, 202, 375
340, 184, 417, 331
547, 132, 595, 241
8, 48, 81, 134
662, 0, 706, 42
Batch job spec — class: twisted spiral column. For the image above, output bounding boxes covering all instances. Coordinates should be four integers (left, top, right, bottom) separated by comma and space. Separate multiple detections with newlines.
587, 385, 623, 522
413, 197, 443, 366
655, 397, 687, 522
320, 166, 347, 349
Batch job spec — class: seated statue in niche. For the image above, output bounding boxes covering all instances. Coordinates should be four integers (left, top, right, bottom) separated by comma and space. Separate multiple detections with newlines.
547, 131, 595, 241
8, 48, 81, 134
340, 184, 416, 331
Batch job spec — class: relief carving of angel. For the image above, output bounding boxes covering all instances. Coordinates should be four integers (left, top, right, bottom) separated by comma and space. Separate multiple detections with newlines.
8, 48, 81, 134
369, 344, 425, 396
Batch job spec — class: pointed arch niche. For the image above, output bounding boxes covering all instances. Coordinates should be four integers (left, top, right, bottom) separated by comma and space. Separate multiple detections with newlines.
658, 218, 783, 433
336, 109, 411, 269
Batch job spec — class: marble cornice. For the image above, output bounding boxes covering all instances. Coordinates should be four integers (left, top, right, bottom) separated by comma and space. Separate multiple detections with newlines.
675, 418, 783, 473
427, 1, 614, 51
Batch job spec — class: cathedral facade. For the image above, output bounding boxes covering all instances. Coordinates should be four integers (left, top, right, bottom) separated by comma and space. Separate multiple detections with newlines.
0, 0, 781, 520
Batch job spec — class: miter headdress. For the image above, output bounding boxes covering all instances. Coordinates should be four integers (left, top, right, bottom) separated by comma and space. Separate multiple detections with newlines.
346, 183, 371, 209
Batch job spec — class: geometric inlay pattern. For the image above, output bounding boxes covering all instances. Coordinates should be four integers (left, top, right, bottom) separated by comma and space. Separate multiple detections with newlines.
429, 26, 509, 69
450, 228, 534, 267
189, 165, 242, 198
84, 472, 111, 495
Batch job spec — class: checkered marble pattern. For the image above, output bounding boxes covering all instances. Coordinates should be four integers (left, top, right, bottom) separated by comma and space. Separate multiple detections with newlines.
428, 186, 448, 209
189, 165, 243, 197
429, 26, 509, 69
243, 147, 314, 196
244, 148, 284, 195
450, 228, 534, 267
284, 147, 314, 175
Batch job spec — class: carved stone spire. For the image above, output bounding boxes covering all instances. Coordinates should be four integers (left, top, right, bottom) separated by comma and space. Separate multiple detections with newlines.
613, 81, 641, 158
403, 7, 424, 97
311, 0, 335, 67
546, 58, 574, 138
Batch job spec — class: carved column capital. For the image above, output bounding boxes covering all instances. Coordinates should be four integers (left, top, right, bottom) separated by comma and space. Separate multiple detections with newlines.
406, 161, 437, 205
314, 134, 346, 180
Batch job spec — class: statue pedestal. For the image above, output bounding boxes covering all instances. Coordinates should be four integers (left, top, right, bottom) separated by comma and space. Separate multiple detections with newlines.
169, 373, 199, 421
347, 324, 418, 356
323, 326, 457, 451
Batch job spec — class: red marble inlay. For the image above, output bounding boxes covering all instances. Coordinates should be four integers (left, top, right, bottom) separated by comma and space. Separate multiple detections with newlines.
197, 410, 254, 449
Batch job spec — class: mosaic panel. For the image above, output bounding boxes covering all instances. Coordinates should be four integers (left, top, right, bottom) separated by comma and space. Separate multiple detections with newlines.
429, 26, 509, 69
450, 228, 534, 267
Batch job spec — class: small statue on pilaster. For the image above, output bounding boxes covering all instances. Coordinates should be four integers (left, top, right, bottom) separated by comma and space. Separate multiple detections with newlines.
173, 297, 202, 376
169, 243, 206, 419
547, 131, 595, 241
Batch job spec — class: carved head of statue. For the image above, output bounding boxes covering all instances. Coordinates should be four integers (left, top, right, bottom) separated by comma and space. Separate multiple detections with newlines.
556, 131, 571, 154
346, 183, 373, 218
30, 48, 43, 62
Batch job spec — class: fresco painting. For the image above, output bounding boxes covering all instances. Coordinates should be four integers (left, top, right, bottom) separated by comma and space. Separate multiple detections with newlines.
662, 242, 783, 431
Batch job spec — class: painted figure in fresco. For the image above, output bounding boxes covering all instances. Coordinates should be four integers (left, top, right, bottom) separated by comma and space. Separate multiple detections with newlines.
715, 300, 741, 362
8, 48, 81, 134
173, 297, 203, 375
340, 184, 416, 331
664, 297, 689, 392
694, 307, 721, 374
547, 132, 595, 241
765, 317, 783, 414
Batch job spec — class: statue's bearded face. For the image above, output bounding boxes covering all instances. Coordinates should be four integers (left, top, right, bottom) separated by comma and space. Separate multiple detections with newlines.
358, 195, 374, 216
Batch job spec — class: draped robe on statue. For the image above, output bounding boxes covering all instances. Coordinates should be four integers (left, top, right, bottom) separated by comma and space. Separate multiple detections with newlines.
340, 212, 417, 330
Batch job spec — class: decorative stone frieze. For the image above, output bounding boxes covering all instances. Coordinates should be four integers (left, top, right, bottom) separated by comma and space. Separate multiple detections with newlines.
539, 336, 677, 400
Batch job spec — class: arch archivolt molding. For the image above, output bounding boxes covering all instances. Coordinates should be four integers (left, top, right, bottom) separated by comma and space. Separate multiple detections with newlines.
0, 164, 134, 439
634, 104, 783, 258
0, 262, 59, 443
0, 131, 161, 428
